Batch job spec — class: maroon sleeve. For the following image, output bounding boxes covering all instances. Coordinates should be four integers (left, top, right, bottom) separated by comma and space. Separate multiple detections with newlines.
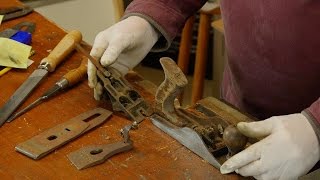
303, 98, 320, 142
306, 98, 320, 124
123, 0, 207, 51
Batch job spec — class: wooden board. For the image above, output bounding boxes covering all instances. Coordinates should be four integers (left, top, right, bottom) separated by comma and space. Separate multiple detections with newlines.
0, 1, 242, 179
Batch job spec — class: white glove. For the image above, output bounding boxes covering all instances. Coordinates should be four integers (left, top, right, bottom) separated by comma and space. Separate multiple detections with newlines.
220, 113, 320, 180
87, 16, 159, 100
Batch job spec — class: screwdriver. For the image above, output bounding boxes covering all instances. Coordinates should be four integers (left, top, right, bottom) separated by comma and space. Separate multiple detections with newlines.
7, 57, 87, 122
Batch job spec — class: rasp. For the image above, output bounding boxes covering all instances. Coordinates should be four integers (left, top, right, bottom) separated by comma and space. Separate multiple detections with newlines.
0, 30, 82, 126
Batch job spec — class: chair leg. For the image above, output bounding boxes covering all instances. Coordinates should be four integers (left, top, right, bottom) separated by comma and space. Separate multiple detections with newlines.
191, 13, 211, 104
113, 0, 125, 22
177, 16, 195, 102
177, 16, 195, 74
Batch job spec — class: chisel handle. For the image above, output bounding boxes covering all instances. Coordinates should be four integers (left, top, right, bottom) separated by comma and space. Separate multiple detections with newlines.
41, 30, 82, 72
63, 57, 87, 86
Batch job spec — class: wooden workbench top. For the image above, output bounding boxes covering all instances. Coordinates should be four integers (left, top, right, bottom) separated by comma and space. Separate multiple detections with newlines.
0, 1, 241, 179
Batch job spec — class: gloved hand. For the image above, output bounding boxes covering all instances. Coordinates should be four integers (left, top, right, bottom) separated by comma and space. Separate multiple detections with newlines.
220, 113, 320, 180
88, 16, 159, 100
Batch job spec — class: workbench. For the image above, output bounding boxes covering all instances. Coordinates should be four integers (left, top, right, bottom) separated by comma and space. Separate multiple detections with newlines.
0, 1, 242, 179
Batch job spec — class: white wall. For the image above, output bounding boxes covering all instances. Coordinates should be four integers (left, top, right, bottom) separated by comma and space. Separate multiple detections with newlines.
35, 0, 117, 44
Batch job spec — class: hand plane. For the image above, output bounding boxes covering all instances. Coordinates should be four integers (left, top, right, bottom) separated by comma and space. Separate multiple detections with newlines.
150, 57, 255, 169
75, 46, 254, 170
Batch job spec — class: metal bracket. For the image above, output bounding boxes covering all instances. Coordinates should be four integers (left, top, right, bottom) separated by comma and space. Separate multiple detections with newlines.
67, 122, 134, 170
67, 140, 133, 170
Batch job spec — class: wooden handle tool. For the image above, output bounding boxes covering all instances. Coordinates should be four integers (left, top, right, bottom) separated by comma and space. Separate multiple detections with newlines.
7, 57, 88, 122
63, 57, 87, 86
0, 30, 83, 125
41, 30, 82, 72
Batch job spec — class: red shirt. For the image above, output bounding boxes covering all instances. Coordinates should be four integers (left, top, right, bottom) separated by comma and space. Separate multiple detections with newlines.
125, 0, 320, 122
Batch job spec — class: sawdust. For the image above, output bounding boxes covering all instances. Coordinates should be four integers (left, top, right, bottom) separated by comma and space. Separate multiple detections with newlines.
125, 155, 134, 161
120, 164, 128, 168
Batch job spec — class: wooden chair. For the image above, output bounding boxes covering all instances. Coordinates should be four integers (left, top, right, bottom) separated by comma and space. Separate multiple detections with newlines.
177, 6, 221, 104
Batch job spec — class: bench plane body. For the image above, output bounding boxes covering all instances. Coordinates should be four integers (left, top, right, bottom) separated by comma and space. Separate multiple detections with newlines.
151, 57, 255, 169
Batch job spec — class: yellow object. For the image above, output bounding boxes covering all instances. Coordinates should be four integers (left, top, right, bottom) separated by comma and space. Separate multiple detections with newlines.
0, 59, 34, 77
0, 15, 3, 25
0, 37, 31, 69
0, 67, 12, 76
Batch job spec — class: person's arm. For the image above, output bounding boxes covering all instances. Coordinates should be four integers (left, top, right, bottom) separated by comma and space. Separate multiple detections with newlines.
123, 0, 207, 51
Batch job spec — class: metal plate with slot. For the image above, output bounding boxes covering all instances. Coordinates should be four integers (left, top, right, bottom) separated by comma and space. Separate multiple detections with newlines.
15, 108, 112, 160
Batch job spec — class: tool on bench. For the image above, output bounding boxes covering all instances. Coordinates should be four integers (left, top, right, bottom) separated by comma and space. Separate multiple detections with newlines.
0, 22, 36, 76
15, 43, 146, 167
0, 30, 82, 126
150, 57, 253, 169
65, 45, 151, 170
15, 108, 112, 160
65, 51, 252, 170
0, 6, 33, 22
7, 57, 88, 122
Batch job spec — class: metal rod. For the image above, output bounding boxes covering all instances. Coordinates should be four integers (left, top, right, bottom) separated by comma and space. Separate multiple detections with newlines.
7, 98, 43, 122
74, 44, 110, 77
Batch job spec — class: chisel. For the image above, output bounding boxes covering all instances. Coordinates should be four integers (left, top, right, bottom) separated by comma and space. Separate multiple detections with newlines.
0, 30, 82, 126
7, 57, 87, 122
